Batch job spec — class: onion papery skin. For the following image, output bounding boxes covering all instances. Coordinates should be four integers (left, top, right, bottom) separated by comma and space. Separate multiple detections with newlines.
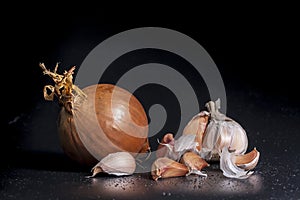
58, 84, 149, 166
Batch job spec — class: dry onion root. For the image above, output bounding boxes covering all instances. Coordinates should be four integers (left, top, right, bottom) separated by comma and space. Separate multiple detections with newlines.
39, 63, 150, 166
153, 99, 260, 180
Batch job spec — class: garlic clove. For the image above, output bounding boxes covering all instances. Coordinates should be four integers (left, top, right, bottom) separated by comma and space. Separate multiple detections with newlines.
234, 148, 260, 171
180, 151, 209, 177
200, 122, 220, 161
151, 157, 189, 181
156, 133, 175, 158
226, 120, 248, 155
87, 152, 136, 177
183, 111, 210, 151
220, 147, 259, 179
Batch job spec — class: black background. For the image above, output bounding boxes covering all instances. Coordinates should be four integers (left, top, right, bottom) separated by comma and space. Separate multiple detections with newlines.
1, 5, 299, 199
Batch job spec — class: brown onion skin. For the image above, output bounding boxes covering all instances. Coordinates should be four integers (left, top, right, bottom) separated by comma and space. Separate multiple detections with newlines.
58, 84, 149, 166
58, 107, 97, 166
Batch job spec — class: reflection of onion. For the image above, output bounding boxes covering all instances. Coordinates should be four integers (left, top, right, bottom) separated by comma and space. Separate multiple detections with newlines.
40, 63, 149, 166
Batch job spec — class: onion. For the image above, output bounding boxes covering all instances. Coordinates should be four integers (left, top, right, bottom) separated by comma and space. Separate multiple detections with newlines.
40, 63, 150, 166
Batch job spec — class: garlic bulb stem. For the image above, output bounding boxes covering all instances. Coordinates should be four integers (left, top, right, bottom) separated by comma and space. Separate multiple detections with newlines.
205, 98, 226, 121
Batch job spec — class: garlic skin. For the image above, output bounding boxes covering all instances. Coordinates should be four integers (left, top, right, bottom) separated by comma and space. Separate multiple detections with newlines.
151, 157, 188, 181
156, 133, 175, 159
201, 119, 248, 161
157, 134, 199, 161
88, 152, 136, 177
183, 111, 209, 151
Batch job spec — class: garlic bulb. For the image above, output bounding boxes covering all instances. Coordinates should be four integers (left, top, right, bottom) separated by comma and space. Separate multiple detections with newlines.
87, 152, 136, 177
183, 99, 260, 179
200, 99, 248, 161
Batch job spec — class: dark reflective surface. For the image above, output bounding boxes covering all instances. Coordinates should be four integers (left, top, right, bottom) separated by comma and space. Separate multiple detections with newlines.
1, 156, 299, 200
0, 167, 263, 200
1, 109, 300, 200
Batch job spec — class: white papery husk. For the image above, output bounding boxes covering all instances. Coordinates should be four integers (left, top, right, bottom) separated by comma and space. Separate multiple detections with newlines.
158, 134, 200, 161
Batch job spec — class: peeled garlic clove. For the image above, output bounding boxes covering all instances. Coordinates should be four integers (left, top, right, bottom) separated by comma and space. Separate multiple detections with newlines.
151, 157, 189, 181
183, 111, 209, 151
220, 147, 260, 179
88, 152, 136, 177
180, 151, 209, 177
235, 148, 260, 171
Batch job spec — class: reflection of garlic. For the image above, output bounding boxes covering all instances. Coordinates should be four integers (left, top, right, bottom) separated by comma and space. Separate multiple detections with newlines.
151, 157, 188, 181
183, 99, 260, 179
87, 152, 136, 177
